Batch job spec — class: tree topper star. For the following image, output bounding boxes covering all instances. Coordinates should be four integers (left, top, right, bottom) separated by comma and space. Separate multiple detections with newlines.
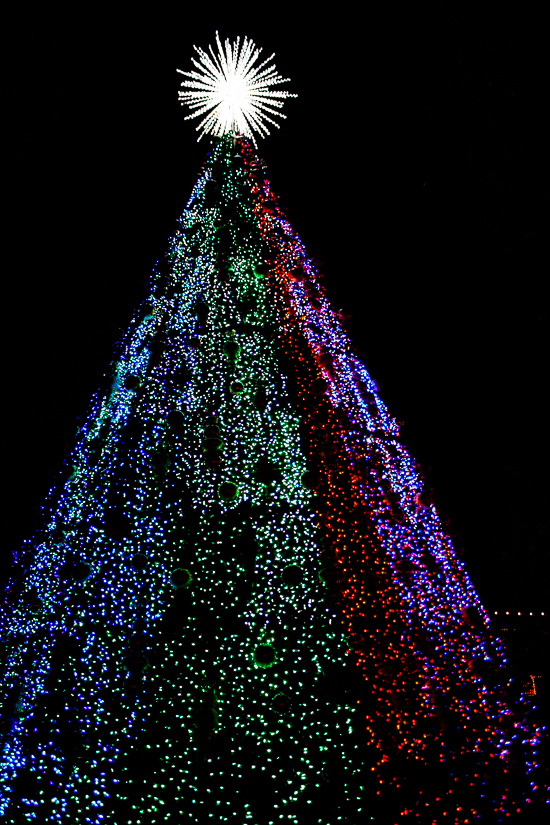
177, 32, 296, 145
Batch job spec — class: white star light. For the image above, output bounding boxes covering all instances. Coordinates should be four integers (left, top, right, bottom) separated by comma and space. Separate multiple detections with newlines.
177, 32, 297, 145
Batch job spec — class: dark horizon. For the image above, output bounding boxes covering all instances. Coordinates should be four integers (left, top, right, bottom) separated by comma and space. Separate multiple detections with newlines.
1, 8, 548, 613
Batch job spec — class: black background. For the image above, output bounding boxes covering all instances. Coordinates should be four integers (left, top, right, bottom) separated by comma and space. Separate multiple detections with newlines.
1, 7, 548, 615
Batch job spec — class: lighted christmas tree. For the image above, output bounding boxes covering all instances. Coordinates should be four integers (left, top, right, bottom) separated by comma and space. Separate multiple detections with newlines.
1, 33, 546, 824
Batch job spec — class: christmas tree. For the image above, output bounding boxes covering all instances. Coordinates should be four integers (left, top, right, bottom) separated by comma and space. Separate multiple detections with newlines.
1, 33, 547, 824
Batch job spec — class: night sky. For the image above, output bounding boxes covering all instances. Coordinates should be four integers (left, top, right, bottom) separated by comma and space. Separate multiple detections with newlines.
2, 8, 548, 614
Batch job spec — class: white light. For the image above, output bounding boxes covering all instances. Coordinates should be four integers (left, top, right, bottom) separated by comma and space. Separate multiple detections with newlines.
177, 32, 297, 145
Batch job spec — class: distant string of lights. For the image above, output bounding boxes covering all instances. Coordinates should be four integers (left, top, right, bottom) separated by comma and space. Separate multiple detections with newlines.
494, 612, 546, 617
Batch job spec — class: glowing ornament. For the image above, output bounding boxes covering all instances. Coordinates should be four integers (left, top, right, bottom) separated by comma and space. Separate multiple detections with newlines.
104, 509, 131, 540
192, 690, 219, 775
23, 586, 42, 614
223, 336, 241, 364
170, 568, 192, 589
281, 565, 303, 585
318, 349, 334, 372
177, 32, 297, 145
71, 561, 93, 582
124, 374, 141, 390
272, 693, 291, 714
253, 644, 277, 668
203, 434, 223, 453
301, 470, 320, 490
167, 409, 185, 430
132, 553, 148, 570
203, 428, 223, 469
219, 481, 238, 501
142, 302, 155, 318
288, 266, 306, 283
195, 298, 209, 328
173, 364, 192, 387
254, 456, 282, 485
253, 386, 268, 411
151, 448, 170, 479
205, 423, 221, 437
123, 652, 149, 673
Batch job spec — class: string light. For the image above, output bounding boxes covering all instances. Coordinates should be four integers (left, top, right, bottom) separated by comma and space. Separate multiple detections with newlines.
0, 128, 546, 822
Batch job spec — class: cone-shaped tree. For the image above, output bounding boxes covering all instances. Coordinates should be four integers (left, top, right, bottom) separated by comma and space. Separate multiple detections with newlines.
1, 35, 546, 825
